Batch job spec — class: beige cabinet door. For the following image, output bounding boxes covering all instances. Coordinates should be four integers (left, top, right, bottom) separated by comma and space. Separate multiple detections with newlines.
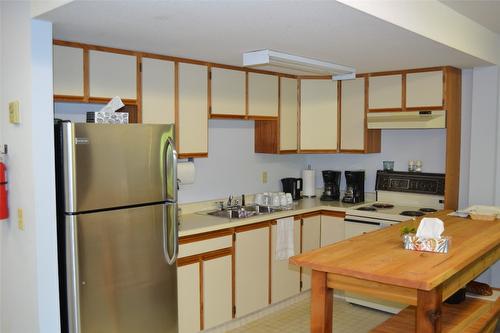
300, 80, 338, 151
141, 57, 175, 124
340, 78, 365, 151
280, 77, 298, 151
300, 215, 321, 290
89, 50, 137, 99
203, 255, 232, 329
271, 220, 301, 303
177, 263, 201, 333
53, 45, 84, 97
235, 226, 269, 317
211, 67, 246, 116
345, 222, 379, 239
368, 74, 402, 109
178, 63, 208, 156
248, 73, 278, 117
320, 215, 345, 247
406, 71, 443, 108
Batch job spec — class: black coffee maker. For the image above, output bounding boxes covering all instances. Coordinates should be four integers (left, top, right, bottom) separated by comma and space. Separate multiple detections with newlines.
281, 178, 302, 200
320, 170, 341, 201
342, 171, 365, 203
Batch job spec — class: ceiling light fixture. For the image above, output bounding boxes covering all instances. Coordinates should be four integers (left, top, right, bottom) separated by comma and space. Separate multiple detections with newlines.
243, 49, 355, 80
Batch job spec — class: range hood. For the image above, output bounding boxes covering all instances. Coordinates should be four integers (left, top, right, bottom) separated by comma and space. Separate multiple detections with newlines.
367, 110, 446, 129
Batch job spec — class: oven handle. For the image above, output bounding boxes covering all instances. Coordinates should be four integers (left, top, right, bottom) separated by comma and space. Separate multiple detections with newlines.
344, 219, 381, 226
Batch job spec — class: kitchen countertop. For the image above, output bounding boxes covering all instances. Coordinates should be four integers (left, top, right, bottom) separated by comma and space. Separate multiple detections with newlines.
179, 197, 371, 237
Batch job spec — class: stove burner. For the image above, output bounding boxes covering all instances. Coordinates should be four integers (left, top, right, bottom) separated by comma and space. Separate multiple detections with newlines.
357, 206, 377, 212
419, 208, 437, 213
400, 210, 425, 217
372, 203, 395, 209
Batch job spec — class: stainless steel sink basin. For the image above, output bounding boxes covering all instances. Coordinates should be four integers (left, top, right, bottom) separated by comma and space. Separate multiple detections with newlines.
206, 205, 284, 219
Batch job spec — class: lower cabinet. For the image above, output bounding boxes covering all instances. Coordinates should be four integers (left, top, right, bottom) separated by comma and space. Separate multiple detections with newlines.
177, 263, 201, 333
271, 218, 301, 303
320, 214, 345, 247
300, 214, 321, 290
203, 255, 233, 328
177, 235, 233, 333
235, 224, 270, 317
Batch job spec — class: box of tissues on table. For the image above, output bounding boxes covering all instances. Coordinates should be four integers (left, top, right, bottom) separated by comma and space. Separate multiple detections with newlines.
403, 217, 451, 253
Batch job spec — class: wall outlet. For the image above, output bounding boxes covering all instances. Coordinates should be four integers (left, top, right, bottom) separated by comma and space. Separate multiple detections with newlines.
17, 208, 24, 231
9, 101, 20, 124
261, 171, 268, 184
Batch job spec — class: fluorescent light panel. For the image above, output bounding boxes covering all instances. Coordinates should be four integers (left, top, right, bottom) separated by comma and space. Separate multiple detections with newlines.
243, 49, 355, 80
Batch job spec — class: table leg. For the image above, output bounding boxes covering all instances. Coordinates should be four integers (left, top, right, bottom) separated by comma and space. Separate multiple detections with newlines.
310, 270, 333, 333
416, 287, 442, 333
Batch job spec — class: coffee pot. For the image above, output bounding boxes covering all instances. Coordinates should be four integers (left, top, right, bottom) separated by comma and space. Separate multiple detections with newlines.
281, 178, 302, 201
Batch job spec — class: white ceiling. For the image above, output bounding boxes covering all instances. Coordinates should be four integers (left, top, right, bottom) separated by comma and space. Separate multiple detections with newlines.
38, 0, 492, 73
441, 0, 500, 35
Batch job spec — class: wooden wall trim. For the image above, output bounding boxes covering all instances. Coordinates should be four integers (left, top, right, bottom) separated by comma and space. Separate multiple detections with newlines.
179, 228, 233, 245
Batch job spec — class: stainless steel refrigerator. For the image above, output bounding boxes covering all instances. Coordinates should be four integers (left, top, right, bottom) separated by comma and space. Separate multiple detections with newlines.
54, 122, 178, 333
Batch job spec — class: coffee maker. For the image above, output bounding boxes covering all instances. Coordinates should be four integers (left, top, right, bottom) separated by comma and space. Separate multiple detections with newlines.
320, 170, 341, 201
281, 178, 302, 201
342, 170, 365, 203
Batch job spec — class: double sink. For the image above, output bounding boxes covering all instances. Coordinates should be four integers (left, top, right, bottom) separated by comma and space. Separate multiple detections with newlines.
206, 205, 286, 219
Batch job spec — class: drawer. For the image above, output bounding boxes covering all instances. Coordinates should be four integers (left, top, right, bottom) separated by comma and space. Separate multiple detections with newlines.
178, 235, 232, 258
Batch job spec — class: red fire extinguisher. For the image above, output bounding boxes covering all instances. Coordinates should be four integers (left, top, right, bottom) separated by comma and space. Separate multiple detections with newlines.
0, 160, 9, 220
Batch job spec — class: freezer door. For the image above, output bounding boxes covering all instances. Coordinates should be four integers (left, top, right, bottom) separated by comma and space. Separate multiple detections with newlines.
61, 122, 176, 213
65, 203, 178, 333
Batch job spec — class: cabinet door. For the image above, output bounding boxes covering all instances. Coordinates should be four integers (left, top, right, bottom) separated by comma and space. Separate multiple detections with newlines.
340, 78, 365, 151
178, 63, 208, 156
271, 220, 301, 303
300, 80, 338, 151
320, 215, 345, 247
177, 263, 201, 333
203, 255, 232, 329
368, 74, 402, 110
406, 71, 443, 108
141, 57, 175, 124
53, 45, 84, 97
211, 67, 246, 116
280, 77, 298, 151
235, 226, 269, 317
301, 215, 321, 290
248, 73, 278, 117
89, 50, 137, 99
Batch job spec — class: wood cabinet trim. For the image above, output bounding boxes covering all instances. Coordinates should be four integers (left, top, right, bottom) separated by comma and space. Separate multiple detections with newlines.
178, 152, 208, 159
176, 247, 232, 267
298, 150, 338, 154
337, 81, 341, 151
179, 228, 233, 245
209, 114, 247, 119
368, 107, 404, 113
235, 221, 271, 233
302, 211, 322, 219
199, 260, 204, 331
402, 73, 407, 112
320, 211, 346, 218
136, 55, 142, 123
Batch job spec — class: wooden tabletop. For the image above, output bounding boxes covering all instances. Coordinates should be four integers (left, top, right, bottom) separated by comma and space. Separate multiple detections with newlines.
290, 211, 500, 291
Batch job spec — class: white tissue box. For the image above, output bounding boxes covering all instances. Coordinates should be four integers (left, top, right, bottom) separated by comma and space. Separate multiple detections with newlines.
403, 234, 451, 253
86, 111, 129, 124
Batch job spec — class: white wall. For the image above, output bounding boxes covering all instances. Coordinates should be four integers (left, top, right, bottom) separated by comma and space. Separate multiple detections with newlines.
0, 3, 60, 333
305, 129, 446, 192
178, 120, 307, 203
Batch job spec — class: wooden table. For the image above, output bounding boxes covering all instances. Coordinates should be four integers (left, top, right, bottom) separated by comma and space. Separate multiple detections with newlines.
290, 212, 500, 333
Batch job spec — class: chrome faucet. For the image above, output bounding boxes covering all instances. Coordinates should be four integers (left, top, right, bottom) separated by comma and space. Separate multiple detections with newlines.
227, 195, 233, 208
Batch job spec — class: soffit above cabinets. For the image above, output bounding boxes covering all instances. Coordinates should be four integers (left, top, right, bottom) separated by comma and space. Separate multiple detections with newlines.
38, 1, 491, 74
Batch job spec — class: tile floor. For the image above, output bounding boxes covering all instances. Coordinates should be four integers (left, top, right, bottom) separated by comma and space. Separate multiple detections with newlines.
228, 297, 392, 333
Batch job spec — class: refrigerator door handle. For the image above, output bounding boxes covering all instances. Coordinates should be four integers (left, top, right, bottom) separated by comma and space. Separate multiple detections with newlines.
66, 215, 82, 333
162, 203, 178, 265
163, 137, 178, 202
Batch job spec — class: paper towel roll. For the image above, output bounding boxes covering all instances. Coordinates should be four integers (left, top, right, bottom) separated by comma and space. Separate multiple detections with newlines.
177, 162, 195, 185
302, 169, 316, 197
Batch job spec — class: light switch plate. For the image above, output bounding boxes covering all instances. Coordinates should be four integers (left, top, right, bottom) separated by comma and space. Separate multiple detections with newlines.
9, 101, 20, 124
17, 208, 24, 231
262, 171, 268, 184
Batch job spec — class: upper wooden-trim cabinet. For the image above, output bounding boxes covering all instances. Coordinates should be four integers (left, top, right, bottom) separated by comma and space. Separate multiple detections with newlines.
141, 56, 175, 125
210, 67, 246, 117
89, 50, 137, 99
368, 68, 445, 112
53, 44, 84, 97
248, 73, 279, 118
